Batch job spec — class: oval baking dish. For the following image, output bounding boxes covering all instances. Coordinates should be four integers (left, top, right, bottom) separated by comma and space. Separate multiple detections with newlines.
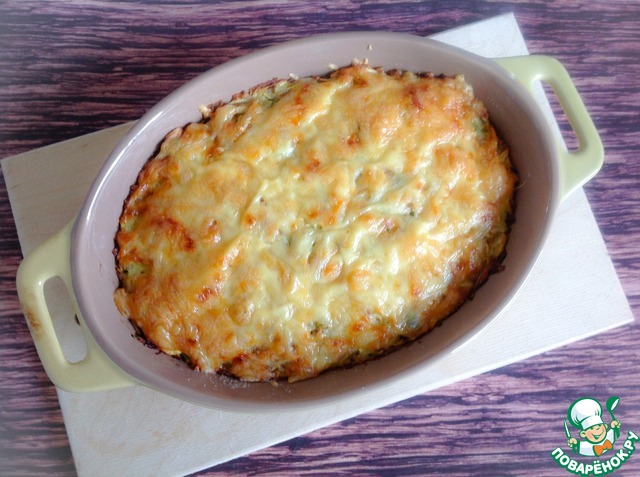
16, 32, 603, 412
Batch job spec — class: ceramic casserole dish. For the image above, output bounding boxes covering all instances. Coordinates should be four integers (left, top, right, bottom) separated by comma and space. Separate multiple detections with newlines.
16, 32, 603, 412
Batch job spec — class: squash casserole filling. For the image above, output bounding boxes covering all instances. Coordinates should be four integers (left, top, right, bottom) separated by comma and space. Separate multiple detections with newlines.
114, 64, 517, 382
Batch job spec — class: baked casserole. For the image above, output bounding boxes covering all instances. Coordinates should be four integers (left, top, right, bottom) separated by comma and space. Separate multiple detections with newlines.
114, 63, 517, 382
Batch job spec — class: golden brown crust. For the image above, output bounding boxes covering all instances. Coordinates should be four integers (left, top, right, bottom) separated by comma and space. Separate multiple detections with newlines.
114, 64, 517, 382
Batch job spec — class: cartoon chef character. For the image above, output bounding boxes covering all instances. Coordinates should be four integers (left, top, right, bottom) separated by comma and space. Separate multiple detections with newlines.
566, 397, 621, 457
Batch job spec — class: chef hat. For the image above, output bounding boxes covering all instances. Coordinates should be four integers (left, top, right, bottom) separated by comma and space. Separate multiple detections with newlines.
568, 398, 604, 431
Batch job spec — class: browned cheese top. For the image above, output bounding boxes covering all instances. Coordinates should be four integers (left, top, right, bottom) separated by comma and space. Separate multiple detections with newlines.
114, 64, 517, 382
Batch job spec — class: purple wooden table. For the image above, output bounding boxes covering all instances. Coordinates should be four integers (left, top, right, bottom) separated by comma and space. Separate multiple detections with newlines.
1, 1, 638, 476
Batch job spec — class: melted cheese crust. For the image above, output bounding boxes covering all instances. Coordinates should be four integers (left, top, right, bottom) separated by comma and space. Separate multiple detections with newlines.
114, 65, 517, 382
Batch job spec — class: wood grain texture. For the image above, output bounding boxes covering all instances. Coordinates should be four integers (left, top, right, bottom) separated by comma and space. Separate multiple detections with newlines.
1, 1, 638, 476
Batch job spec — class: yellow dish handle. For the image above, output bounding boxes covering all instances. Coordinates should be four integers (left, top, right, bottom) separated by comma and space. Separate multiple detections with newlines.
494, 55, 604, 201
16, 221, 134, 392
